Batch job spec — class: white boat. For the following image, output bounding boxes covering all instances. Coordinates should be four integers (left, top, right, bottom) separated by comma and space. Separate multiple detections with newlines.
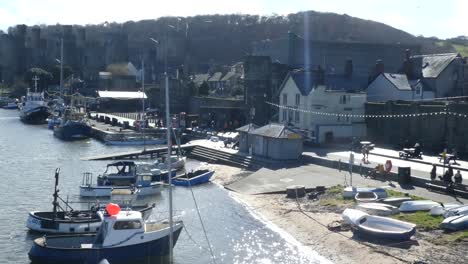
440, 214, 468, 231
355, 192, 379, 203
27, 169, 155, 234
342, 208, 416, 240
28, 206, 184, 263
430, 204, 463, 216
343, 187, 387, 199
79, 181, 163, 197
356, 203, 399, 216
399, 200, 440, 212
379, 197, 413, 207
443, 205, 468, 218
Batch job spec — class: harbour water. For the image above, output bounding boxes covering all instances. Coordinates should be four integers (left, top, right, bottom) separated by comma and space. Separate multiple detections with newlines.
0, 109, 326, 264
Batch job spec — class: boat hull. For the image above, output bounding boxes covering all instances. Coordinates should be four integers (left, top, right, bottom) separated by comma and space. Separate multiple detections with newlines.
105, 138, 166, 146
173, 170, 214, 186
80, 184, 162, 197
53, 121, 92, 140
28, 224, 183, 264
20, 106, 49, 124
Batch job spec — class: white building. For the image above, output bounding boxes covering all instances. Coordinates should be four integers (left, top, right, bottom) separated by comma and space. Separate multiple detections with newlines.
278, 69, 367, 143
367, 73, 434, 102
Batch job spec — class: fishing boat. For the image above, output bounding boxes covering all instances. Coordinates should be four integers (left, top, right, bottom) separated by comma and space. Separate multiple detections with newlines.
356, 203, 399, 216
19, 88, 49, 124
440, 214, 468, 231
53, 108, 91, 140
343, 187, 387, 199
342, 208, 416, 241
172, 169, 215, 187
28, 204, 184, 264
399, 200, 440, 212
27, 169, 154, 234
354, 192, 379, 203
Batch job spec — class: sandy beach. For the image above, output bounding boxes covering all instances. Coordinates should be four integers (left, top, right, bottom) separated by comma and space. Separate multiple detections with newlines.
205, 163, 467, 264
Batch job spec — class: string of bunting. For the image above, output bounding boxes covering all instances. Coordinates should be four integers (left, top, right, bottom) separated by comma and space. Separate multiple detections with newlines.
266, 101, 468, 119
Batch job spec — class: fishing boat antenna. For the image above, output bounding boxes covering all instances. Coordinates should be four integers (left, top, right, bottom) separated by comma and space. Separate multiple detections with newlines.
52, 168, 60, 222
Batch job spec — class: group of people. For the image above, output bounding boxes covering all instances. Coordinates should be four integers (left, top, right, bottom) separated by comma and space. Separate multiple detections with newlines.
431, 164, 463, 186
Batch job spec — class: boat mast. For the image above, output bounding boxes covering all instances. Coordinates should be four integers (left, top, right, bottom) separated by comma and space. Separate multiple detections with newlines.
52, 168, 60, 222
142, 58, 146, 151
32, 75, 40, 93
164, 48, 174, 263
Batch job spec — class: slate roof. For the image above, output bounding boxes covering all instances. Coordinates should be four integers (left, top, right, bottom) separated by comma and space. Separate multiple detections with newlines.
382, 73, 412, 90
411, 53, 458, 78
250, 123, 302, 139
208, 72, 224, 82
221, 71, 240, 81
283, 69, 367, 96
236, 123, 259, 133
192, 74, 210, 85
106, 62, 137, 76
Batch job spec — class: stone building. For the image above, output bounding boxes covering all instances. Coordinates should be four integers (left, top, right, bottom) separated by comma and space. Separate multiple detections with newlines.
367, 73, 434, 102
400, 52, 467, 97
243, 56, 289, 125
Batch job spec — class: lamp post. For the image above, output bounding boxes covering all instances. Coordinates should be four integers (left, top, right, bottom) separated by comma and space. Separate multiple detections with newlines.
150, 37, 174, 263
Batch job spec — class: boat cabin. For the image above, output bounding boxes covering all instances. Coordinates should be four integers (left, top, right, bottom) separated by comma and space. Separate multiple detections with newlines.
94, 211, 145, 247
98, 161, 138, 186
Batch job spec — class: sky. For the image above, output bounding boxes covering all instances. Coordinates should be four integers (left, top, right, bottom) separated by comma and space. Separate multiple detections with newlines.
0, 0, 466, 39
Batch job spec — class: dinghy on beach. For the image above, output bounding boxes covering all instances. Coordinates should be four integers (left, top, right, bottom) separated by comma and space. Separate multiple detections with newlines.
399, 200, 440, 212
430, 204, 462, 216
343, 187, 387, 199
379, 197, 413, 207
443, 205, 468, 218
356, 203, 399, 216
342, 209, 416, 241
354, 192, 379, 203
440, 214, 468, 231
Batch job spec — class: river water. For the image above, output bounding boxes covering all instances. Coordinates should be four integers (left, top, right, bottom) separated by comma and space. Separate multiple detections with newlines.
0, 109, 328, 264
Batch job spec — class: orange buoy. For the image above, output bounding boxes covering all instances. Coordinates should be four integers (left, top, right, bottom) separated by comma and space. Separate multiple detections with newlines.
106, 203, 121, 216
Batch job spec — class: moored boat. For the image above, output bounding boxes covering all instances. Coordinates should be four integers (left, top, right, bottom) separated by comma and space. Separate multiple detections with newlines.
28, 205, 184, 264
342, 208, 416, 241
27, 169, 154, 234
53, 108, 91, 140
19, 88, 49, 124
172, 169, 215, 187
2, 101, 17, 109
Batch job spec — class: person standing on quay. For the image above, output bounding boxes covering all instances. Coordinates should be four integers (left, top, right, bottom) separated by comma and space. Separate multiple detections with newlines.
430, 164, 437, 182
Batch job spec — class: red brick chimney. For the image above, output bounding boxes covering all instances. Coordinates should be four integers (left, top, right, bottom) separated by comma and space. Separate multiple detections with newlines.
375, 59, 384, 75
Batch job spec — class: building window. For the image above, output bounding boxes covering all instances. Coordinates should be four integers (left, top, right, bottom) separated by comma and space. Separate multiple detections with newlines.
295, 94, 300, 106
282, 109, 287, 122
339, 95, 347, 104
288, 109, 293, 122
282, 94, 287, 105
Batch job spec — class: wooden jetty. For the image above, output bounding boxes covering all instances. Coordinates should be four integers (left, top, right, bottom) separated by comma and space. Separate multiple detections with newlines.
82, 144, 194, 161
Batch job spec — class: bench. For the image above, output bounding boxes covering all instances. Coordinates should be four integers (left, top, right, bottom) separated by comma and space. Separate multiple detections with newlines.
426, 182, 468, 198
